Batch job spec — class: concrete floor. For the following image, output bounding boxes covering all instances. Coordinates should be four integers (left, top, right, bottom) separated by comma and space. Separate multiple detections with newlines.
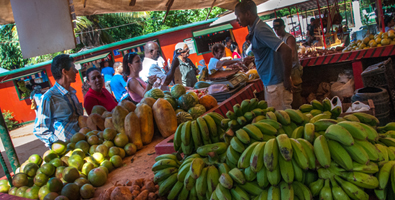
0, 123, 47, 178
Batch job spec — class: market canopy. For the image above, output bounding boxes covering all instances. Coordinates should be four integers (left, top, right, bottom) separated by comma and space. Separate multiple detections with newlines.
0, 0, 268, 25
210, 0, 338, 26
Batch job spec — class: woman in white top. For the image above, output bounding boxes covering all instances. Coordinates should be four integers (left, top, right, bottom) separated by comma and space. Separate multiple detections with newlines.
208, 43, 242, 75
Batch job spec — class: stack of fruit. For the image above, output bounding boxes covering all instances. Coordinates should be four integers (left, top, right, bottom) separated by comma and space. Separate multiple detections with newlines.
144, 84, 218, 124
343, 30, 395, 52
152, 97, 395, 199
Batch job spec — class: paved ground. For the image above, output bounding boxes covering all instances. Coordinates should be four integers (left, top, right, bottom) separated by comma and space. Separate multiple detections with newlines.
0, 123, 47, 178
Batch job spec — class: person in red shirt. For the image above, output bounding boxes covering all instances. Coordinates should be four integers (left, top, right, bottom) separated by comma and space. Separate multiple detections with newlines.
84, 67, 118, 115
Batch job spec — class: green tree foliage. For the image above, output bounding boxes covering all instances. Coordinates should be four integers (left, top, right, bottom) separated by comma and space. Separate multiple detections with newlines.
0, 8, 226, 69
0, 25, 28, 70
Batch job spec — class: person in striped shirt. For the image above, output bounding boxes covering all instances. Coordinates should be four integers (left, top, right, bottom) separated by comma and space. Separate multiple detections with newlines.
33, 54, 83, 148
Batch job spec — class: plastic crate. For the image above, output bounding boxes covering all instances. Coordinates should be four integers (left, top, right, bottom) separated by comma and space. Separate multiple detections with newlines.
361, 58, 395, 113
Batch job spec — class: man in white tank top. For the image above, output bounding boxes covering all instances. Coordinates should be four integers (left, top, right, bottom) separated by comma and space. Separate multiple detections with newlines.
273, 18, 304, 108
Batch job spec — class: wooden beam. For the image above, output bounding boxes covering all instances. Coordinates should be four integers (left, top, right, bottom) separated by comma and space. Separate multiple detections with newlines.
206, 0, 216, 20
129, 0, 136, 6
83, 0, 87, 8
163, 0, 174, 23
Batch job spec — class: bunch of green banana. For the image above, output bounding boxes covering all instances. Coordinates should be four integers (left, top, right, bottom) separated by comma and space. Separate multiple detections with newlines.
174, 112, 226, 155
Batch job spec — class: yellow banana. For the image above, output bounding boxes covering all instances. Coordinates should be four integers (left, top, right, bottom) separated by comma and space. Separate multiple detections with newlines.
275, 110, 291, 125
250, 142, 266, 173
190, 158, 205, 179
267, 185, 280, 200
310, 109, 322, 117
353, 112, 379, 127
313, 135, 331, 168
324, 124, 354, 146
278, 153, 294, 183
310, 113, 331, 124
327, 139, 353, 171
304, 122, 315, 143
290, 138, 309, 170
263, 138, 279, 171
343, 114, 360, 122
276, 134, 293, 161
313, 119, 338, 132
300, 104, 314, 113
297, 138, 316, 170
253, 122, 278, 136
266, 111, 277, 122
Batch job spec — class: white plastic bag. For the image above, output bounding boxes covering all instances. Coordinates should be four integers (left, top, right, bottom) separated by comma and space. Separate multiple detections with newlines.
330, 96, 342, 113
346, 101, 370, 113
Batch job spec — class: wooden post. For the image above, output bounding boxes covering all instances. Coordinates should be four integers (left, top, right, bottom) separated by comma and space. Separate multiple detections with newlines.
274, 9, 277, 18
297, 7, 304, 40
317, 0, 327, 48
288, 7, 296, 36
377, 0, 385, 32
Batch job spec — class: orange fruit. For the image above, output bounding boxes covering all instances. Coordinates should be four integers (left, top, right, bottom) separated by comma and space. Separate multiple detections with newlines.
388, 30, 395, 39
375, 38, 382, 44
382, 33, 389, 39
377, 44, 382, 47
369, 34, 374, 39
369, 40, 377, 47
363, 37, 371, 44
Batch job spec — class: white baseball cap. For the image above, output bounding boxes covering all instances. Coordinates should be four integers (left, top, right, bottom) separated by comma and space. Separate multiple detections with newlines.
175, 42, 187, 50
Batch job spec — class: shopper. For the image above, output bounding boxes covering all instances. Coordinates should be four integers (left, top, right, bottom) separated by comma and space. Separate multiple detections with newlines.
33, 54, 83, 148
140, 41, 180, 90
208, 43, 242, 75
175, 42, 198, 87
273, 18, 304, 108
235, 0, 294, 110
101, 60, 114, 93
242, 35, 251, 58
231, 42, 242, 59
384, 15, 395, 32
123, 52, 157, 103
84, 67, 117, 115
110, 62, 127, 102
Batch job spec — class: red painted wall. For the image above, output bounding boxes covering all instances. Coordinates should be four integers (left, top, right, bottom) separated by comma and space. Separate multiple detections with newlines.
0, 22, 249, 123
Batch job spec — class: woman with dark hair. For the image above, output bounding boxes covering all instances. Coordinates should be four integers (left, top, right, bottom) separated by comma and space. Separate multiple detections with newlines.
231, 42, 241, 59
384, 15, 395, 32
84, 67, 117, 115
224, 37, 233, 58
123, 52, 157, 103
208, 43, 242, 75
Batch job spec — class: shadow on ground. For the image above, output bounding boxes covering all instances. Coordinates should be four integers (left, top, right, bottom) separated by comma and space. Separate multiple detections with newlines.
0, 139, 47, 178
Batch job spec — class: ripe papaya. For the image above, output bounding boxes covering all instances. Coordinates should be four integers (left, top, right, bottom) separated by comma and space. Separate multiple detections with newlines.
112, 106, 129, 134
136, 103, 154, 145
125, 112, 143, 150
152, 98, 177, 138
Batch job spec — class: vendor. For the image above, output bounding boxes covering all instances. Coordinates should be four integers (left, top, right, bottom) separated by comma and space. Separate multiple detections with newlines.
208, 43, 242, 75
140, 41, 180, 90
385, 15, 395, 32
235, 0, 294, 110
224, 37, 233, 58
84, 67, 118, 115
175, 42, 198, 87
33, 54, 83, 148
273, 18, 304, 108
123, 52, 157, 103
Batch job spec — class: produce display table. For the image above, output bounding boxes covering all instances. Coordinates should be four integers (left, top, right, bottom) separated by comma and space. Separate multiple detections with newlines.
154, 80, 264, 155
300, 45, 395, 89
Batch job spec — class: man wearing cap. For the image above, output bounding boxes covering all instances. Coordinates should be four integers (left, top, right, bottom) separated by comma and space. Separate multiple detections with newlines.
235, 0, 294, 110
174, 42, 199, 87
273, 18, 304, 108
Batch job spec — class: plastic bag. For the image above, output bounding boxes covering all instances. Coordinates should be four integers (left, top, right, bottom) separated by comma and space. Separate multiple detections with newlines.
330, 79, 354, 99
346, 101, 370, 113
207, 84, 229, 95
330, 96, 342, 113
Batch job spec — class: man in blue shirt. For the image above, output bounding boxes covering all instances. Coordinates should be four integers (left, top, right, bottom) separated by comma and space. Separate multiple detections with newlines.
101, 61, 114, 93
235, 0, 294, 110
33, 54, 83, 148
110, 62, 127, 101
